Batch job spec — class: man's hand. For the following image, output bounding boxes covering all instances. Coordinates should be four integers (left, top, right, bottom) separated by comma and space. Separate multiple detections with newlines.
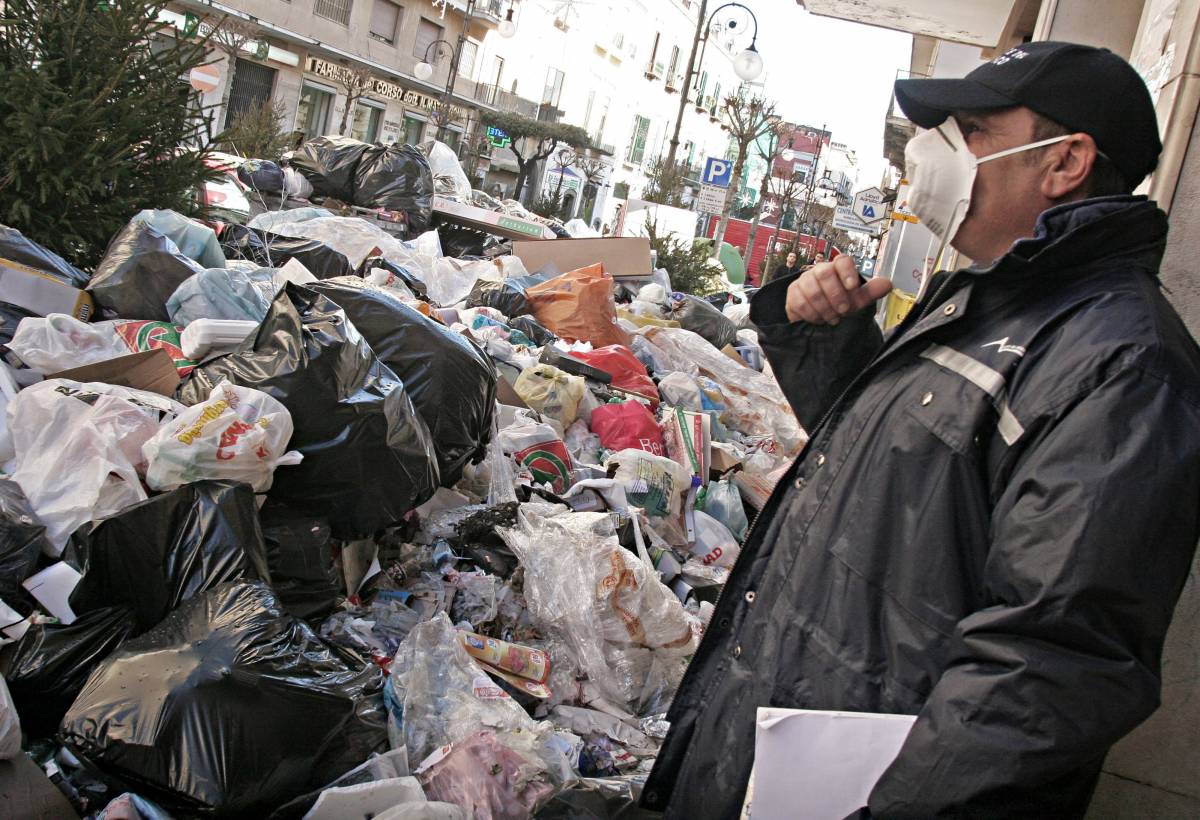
786, 256, 893, 325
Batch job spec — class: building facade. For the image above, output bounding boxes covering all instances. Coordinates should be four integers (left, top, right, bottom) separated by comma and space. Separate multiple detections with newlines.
163, 0, 538, 159
473, 0, 747, 227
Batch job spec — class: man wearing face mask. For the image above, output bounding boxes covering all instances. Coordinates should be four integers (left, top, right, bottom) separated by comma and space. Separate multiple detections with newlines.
642, 42, 1200, 819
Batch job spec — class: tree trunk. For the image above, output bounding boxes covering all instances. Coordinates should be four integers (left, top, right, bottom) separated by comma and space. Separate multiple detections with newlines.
338, 93, 355, 136
712, 141, 750, 256
513, 156, 529, 200
218, 51, 236, 131
744, 170, 772, 270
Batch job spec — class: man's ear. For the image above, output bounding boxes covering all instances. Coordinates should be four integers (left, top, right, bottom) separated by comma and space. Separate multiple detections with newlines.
1042, 133, 1098, 200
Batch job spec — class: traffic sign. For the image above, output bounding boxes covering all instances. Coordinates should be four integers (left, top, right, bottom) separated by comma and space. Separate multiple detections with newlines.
701, 157, 733, 188
698, 184, 727, 214
851, 187, 888, 225
833, 206, 882, 236
189, 64, 221, 93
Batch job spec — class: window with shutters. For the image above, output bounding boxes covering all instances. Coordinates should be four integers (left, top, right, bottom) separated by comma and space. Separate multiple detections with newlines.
626, 115, 650, 164
224, 58, 276, 129
457, 40, 478, 78
542, 67, 564, 108
414, 18, 443, 60
314, 0, 352, 26
370, 0, 401, 44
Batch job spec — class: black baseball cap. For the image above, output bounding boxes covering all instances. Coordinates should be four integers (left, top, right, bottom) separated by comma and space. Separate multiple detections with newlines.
894, 41, 1162, 185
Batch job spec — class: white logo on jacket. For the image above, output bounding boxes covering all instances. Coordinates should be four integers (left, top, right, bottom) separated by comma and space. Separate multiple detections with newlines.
982, 337, 1027, 357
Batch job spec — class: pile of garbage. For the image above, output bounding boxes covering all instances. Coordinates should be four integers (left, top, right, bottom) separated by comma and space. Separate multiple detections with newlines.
0, 169, 803, 818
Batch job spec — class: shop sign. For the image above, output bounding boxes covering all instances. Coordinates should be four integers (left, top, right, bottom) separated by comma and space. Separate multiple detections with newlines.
306, 57, 464, 122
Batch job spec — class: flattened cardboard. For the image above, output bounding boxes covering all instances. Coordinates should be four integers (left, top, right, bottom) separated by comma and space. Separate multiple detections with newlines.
432, 196, 557, 240
49, 349, 181, 397
513, 237, 652, 280
0, 256, 94, 321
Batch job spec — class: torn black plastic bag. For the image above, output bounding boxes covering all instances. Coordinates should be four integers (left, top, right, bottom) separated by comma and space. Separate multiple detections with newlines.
220, 224, 355, 280
86, 220, 204, 321
0, 223, 90, 288
353, 144, 434, 233
359, 257, 430, 301
67, 481, 271, 633
290, 136, 374, 202
60, 581, 387, 817
0, 479, 53, 615
260, 500, 340, 621
177, 284, 440, 538
0, 606, 138, 738
308, 277, 496, 486
508, 315, 558, 347
668, 293, 739, 350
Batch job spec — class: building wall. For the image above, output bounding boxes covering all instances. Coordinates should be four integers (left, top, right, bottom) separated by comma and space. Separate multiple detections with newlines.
474, 0, 742, 224
171, 0, 496, 151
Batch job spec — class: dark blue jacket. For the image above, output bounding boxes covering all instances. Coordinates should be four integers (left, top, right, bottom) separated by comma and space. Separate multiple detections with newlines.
642, 196, 1200, 818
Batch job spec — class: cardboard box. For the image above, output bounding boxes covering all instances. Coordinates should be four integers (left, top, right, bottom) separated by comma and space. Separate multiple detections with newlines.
513, 237, 652, 280
49, 349, 181, 397
432, 196, 557, 240
0, 256, 93, 321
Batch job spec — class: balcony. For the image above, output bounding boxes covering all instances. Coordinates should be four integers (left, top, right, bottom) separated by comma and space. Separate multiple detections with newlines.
883, 68, 924, 172
644, 61, 665, 81
473, 83, 540, 118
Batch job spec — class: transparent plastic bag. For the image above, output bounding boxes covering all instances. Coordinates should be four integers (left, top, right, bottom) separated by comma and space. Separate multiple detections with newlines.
143, 380, 302, 493
388, 612, 545, 765
416, 730, 556, 820
701, 479, 749, 540
0, 675, 19, 759
166, 266, 281, 325
131, 209, 225, 269
640, 326, 804, 453
8, 380, 183, 554
247, 207, 333, 233
497, 503, 695, 709
420, 139, 472, 201
657, 372, 704, 411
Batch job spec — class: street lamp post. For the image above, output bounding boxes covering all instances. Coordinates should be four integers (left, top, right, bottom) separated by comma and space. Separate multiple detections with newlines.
664, 1, 763, 175
415, 0, 517, 143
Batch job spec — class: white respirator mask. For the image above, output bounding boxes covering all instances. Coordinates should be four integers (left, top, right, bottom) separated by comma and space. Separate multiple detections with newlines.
904, 118, 1071, 244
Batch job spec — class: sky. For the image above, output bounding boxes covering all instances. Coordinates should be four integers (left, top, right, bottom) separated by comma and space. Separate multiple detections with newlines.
752, 3, 913, 188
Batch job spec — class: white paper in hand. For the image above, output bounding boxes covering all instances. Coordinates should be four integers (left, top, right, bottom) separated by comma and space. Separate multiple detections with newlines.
750, 708, 916, 819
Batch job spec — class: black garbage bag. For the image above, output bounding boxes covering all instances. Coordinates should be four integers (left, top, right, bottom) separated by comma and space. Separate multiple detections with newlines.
60, 581, 388, 817
354, 143, 434, 233
220, 224, 355, 280
67, 481, 270, 633
237, 159, 286, 193
466, 269, 562, 319
260, 501, 340, 621
359, 256, 430, 301
290, 135, 374, 202
178, 284, 440, 538
0, 606, 138, 738
86, 221, 204, 321
668, 292, 739, 349
435, 223, 488, 258
0, 223, 90, 288
0, 479, 52, 615
307, 277, 496, 486
507, 315, 558, 347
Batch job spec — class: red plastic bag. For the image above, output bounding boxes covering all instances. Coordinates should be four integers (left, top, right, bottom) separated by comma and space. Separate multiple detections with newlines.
590, 401, 665, 457
525, 264, 630, 348
575, 344, 658, 405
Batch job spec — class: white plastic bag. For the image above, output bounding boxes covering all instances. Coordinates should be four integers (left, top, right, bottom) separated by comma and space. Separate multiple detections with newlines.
249, 207, 333, 233
144, 380, 301, 493
496, 418, 574, 495
0, 674, 20, 760
420, 140, 473, 202
10, 315, 133, 373
166, 267, 280, 325
690, 509, 741, 568
8, 380, 184, 554
604, 449, 691, 522
0, 363, 19, 465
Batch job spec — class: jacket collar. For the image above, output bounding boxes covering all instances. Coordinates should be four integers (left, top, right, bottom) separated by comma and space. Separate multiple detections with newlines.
968, 195, 1168, 279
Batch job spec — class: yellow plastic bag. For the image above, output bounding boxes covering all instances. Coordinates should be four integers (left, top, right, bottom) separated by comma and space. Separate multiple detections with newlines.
514, 364, 586, 428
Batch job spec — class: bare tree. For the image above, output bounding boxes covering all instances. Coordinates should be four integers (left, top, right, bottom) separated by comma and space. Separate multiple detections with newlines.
764, 170, 806, 279
712, 91, 776, 255
336, 65, 376, 137
744, 118, 786, 263
208, 17, 261, 131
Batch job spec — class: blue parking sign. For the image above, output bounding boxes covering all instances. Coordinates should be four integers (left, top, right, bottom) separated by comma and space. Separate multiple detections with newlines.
702, 157, 733, 187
